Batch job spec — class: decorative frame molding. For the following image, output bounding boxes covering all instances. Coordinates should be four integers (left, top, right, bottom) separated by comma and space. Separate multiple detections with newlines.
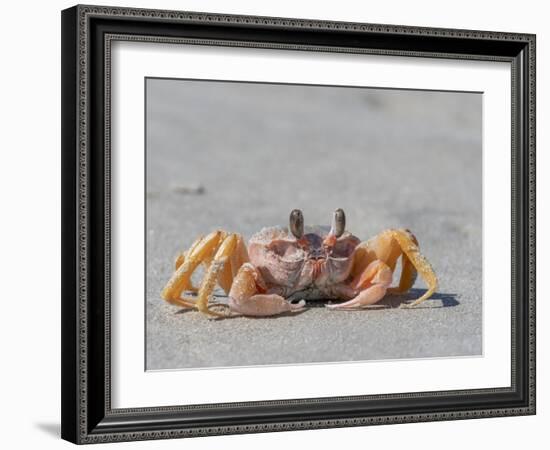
61, 4, 535, 444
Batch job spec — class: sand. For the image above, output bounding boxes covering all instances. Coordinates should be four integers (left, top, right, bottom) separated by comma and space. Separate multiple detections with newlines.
144, 79, 482, 370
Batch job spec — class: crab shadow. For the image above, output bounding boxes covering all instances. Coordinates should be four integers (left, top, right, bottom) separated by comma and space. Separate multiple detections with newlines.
174, 308, 195, 315
172, 295, 309, 320
171, 289, 458, 319
308, 288, 459, 310
209, 306, 310, 321
378, 288, 459, 309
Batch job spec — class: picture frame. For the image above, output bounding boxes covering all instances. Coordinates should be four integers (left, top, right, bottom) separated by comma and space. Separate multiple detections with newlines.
61, 4, 536, 444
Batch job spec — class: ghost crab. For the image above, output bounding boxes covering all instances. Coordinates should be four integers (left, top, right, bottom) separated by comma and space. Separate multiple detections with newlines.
161, 209, 438, 317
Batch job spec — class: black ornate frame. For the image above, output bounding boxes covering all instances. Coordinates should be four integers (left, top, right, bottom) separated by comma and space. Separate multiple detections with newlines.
61, 4, 536, 444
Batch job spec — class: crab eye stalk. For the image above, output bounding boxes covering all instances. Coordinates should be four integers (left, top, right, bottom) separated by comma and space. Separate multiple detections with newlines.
289, 209, 304, 239
331, 208, 346, 238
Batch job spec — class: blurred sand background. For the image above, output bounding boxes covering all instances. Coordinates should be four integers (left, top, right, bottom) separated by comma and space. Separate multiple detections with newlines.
145, 78, 482, 370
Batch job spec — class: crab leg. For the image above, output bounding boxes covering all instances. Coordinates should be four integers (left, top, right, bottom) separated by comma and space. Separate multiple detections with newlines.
161, 230, 225, 305
194, 233, 238, 317
326, 260, 392, 310
173, 234, 205, 292
389, 230, 438, 307
351, 229, 437, 308
228, 263, 305, 316
387, 254, 417, 295
216, 234, 249, 294
163, 296, 197, 309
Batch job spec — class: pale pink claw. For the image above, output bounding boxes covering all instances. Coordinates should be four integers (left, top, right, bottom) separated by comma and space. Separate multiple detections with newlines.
229, 294, 305, 317
326, 284, 389, 310
327, 259, 392, 310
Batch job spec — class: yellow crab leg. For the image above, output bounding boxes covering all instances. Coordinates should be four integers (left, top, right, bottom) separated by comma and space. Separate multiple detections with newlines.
387, 255, 418, 295
164, 296, 197, 309
173, 234, 205, 292
174, 234, 204, 269
195, 233, 238, 317
234, 234, 250, 274
216, 258, 233, 295
351, 232, 402, 279
161, 230, 225, 303
216, 234, 249, 294
390, 229, 438, 307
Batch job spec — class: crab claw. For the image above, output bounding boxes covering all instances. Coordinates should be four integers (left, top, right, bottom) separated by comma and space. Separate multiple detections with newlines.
325, 285, 388, 310
326, 260, 392, 310
228, 263, 306, 316
229, 295, 305, 317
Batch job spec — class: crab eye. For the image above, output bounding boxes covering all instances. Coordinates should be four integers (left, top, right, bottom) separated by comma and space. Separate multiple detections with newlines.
289, 209, 304, 239
332, 208, 346, 238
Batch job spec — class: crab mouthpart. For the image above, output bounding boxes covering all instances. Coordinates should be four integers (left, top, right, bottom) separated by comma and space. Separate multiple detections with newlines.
300, 233, 328, 260
311, 259, 327, 279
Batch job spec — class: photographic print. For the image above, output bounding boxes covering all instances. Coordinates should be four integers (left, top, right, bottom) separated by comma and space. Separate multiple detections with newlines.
145, 78, 482, 370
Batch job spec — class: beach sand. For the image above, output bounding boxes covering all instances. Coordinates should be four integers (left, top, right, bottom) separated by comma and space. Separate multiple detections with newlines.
145, 79, 482, 370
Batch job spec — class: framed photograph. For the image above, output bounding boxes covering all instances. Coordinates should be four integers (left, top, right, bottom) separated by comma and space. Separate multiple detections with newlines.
61, 4, 536, 444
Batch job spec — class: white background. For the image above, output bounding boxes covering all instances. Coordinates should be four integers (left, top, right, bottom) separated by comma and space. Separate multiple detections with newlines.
0, 0, 545, 449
